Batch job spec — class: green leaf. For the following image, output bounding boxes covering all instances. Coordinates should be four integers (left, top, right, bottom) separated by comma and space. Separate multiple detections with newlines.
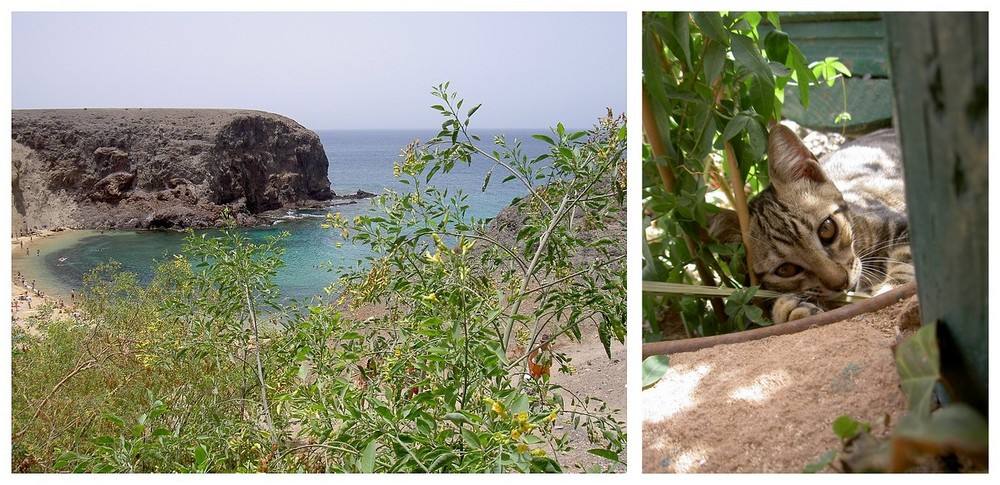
893, 404, 989, 460
91, 436, 115, 448
194, 444, 208, 469
765, 12, 782, 30
587, 448, 620, 461
374, 405, 394, 421
693, 12, 728, 45
895, 322, 940, 417
763, 29, 790, 63
731, 33, 770, 80
657, 12, 692, 70
443, 412, 473, 427
467, 103, 481, 118
832, 415, 861, 440
510, 393, 530, 414
461, 428, 482, 449
745, 118, 767, 163
531, 134, 556, 146
702, 40, 726, 85
428, 452, 457, 472
723, 114, 751, 142
358, 439, 377, 473
803, 449, 836, 473
481, 168, 492, 192
641, 355, 670, 389
53, 452, 78, 469
103, 413, 125, 428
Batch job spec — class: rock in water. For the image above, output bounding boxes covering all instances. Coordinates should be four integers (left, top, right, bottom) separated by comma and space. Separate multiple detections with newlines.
11, 108, 334, 230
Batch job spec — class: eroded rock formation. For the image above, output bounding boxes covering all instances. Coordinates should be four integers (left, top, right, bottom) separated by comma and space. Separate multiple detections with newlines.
12, 108, 334, 230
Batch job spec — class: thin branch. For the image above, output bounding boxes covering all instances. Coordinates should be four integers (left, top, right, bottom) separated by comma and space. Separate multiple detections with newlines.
244, 283, 276, 446
642, 282, 916, 358
14, 358, 98, 440
724, 141, 758, 286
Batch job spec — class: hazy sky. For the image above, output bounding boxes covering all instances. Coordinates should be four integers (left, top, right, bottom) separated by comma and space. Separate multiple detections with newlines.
11, 11, 625, 130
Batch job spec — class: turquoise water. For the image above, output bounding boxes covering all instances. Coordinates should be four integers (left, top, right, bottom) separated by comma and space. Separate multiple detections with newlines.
35, 129, 551, 303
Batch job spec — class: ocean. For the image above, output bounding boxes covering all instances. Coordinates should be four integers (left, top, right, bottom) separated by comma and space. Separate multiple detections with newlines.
19, 129, 553, 303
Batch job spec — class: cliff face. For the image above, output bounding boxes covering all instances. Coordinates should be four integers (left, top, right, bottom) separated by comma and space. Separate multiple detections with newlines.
11, 108, 333, 231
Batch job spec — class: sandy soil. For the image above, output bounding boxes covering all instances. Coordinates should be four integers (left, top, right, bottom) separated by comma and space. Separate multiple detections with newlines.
642, 301, 911, 473
545, 321, 627, 472
10, 230, 80, 330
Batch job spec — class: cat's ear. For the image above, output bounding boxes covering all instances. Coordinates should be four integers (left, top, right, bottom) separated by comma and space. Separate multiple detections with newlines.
767, 124, 827, 185
706, 208, 742, 244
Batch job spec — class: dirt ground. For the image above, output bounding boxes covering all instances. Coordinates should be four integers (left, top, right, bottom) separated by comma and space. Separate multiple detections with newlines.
642, 300, 912, 473
545, 321, 627, 472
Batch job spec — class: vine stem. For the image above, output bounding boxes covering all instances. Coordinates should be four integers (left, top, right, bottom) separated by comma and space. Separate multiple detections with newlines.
642, 282, 916, 358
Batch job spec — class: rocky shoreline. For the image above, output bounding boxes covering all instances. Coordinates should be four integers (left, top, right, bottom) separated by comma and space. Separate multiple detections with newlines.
12, 108, 344, 232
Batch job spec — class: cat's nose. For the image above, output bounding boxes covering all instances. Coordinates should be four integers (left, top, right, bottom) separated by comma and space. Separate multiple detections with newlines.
822, 270, 851, 292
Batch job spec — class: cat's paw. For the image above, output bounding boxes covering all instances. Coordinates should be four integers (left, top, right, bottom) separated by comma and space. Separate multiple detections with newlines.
771, 296, 823, 323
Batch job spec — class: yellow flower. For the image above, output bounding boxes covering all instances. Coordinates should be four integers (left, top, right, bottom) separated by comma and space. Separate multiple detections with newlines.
422, 293, 439, 303
530, 449, 547, 458
516, 444, 530, 454
546, 412, 558, 423
515, 412, 529, 423
510, 429, 521, 440
432, 233, 448, 252
491, 401, 505, 416
425, 250, 443, 264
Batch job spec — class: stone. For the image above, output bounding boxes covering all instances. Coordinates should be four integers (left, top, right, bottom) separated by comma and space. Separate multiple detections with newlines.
12, 108, 334, 230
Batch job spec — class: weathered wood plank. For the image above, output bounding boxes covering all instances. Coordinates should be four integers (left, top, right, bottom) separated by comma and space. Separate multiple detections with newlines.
884, 12, 989, 415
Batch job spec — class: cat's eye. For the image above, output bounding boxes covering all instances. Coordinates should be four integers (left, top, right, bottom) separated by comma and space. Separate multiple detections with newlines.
817, 217, 838, 245
774, 263, 802, 278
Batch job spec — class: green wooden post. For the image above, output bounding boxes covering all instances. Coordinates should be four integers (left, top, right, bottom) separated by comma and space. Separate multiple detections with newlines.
884, 13, 988, 415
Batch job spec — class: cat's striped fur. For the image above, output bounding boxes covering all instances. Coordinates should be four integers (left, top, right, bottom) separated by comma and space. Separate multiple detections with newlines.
711, 124, 913, 323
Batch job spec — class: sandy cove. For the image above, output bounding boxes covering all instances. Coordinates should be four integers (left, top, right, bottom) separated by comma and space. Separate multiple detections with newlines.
10, 228, 80, 327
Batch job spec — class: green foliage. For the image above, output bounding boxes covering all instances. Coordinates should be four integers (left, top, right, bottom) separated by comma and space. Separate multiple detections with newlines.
641, 355, 670, 389
831, 415, 871, 441
642, 12, 825, 341
895, 322, 940, 418
309, 84, 626, 472
11, 86, 625, 473
809, 57, 854, 129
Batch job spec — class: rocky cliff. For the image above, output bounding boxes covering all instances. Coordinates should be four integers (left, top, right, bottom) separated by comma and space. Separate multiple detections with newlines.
12, 108, 334, 231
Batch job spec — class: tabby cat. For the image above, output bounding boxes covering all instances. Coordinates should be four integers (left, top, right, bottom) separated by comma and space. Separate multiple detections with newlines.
711, 124, 914, 323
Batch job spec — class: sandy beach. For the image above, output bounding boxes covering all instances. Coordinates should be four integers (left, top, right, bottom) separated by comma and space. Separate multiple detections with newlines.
9, 228, 81, 327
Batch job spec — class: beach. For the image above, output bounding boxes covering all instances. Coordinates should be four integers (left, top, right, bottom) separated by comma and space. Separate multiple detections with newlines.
9, 228, 84, 327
